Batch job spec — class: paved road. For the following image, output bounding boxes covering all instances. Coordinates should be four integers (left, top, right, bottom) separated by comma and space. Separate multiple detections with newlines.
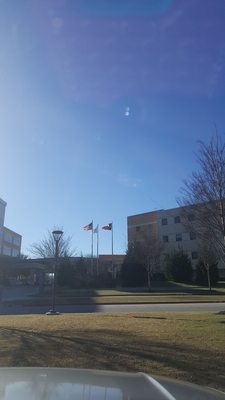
0, 302, 224, 315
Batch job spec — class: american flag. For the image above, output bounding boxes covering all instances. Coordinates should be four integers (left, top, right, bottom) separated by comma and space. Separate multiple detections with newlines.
102, 223, 112, 231
83, 222, 93, 231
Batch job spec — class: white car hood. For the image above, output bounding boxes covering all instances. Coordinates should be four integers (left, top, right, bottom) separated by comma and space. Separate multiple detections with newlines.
0, 368, 224, 400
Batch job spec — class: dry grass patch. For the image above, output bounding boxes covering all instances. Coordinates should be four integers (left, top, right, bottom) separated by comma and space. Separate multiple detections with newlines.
0, 312, 224, 391
93, 295, 225, 303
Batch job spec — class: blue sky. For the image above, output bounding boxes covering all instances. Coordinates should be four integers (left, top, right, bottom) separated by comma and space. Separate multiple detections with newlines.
1, 0, 225, 257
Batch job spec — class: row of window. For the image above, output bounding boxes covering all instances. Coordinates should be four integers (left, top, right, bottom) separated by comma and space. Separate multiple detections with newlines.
163, 232, 196, 243
135, 225, 197, 242
162, 214, 195, 226
2, 246, 19, 257
3, 232, 13, 243
3, 233, 21, 246
13, 237, 21, 246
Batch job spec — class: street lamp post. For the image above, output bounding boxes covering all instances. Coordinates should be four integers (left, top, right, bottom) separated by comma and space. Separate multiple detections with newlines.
46, 230, 63, 315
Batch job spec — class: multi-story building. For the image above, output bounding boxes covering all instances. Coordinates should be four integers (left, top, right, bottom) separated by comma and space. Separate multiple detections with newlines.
0, 198, 22, 257
127, 206, 225, 276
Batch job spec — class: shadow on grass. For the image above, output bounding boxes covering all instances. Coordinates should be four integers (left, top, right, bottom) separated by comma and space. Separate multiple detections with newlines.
56, 289, 98, 298
133, 316, 167, 320
22, 288, 99, 309
171, 282, 225, 296
117, 283, 225, 296
0, 326, 224, 391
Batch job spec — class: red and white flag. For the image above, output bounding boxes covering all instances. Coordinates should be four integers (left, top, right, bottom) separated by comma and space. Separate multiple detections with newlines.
102, 223, 112, 231
83, 222, 93, 231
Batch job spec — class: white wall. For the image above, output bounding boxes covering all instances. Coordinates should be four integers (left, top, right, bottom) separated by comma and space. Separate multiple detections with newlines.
0, 198, 22, 257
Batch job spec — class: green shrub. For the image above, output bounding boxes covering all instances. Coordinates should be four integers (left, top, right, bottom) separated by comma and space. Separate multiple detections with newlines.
120, 262, 147, 287
165, 250, 193, 283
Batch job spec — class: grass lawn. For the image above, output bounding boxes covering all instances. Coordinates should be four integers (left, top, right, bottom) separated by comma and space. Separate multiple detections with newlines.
13, 293, 225, 307
53, 281, 225, 296
86, 294, 225, 303
17, 280, 225, 306
0, 312, 224, 391
170, 281, 225, 294
3, 282, 225, 307
43, 280, 225, 299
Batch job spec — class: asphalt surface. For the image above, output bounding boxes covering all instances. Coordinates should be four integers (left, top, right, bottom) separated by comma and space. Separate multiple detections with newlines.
0, 302, 224, 315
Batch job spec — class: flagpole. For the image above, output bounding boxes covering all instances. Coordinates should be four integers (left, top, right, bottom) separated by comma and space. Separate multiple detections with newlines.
97, 225, 99, 276
111, 222, 114, 279
91, 220, 94, 276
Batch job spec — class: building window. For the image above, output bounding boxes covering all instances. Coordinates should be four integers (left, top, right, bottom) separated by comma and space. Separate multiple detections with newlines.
136, 226, 140, 232
12, 249, 19, 257
14, 237, 21, 246
162, 218, 167, 226
190, 232, 196, 240
163, 235, 169, 243
188, 214, 195, 221
174, 216, 180, 224
2, 246, 11, 256
4, 233, 13, 243
192, 251, 198, 260
176, 233, 182, 242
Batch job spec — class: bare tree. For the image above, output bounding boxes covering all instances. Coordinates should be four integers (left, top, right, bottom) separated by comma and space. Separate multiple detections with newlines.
18, 253, 29, 260
178, 133, 225, 261
29, 229, 76, 259
142, 238, 163, 291
129, 237, 163, 291
197, 240, 219, 293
